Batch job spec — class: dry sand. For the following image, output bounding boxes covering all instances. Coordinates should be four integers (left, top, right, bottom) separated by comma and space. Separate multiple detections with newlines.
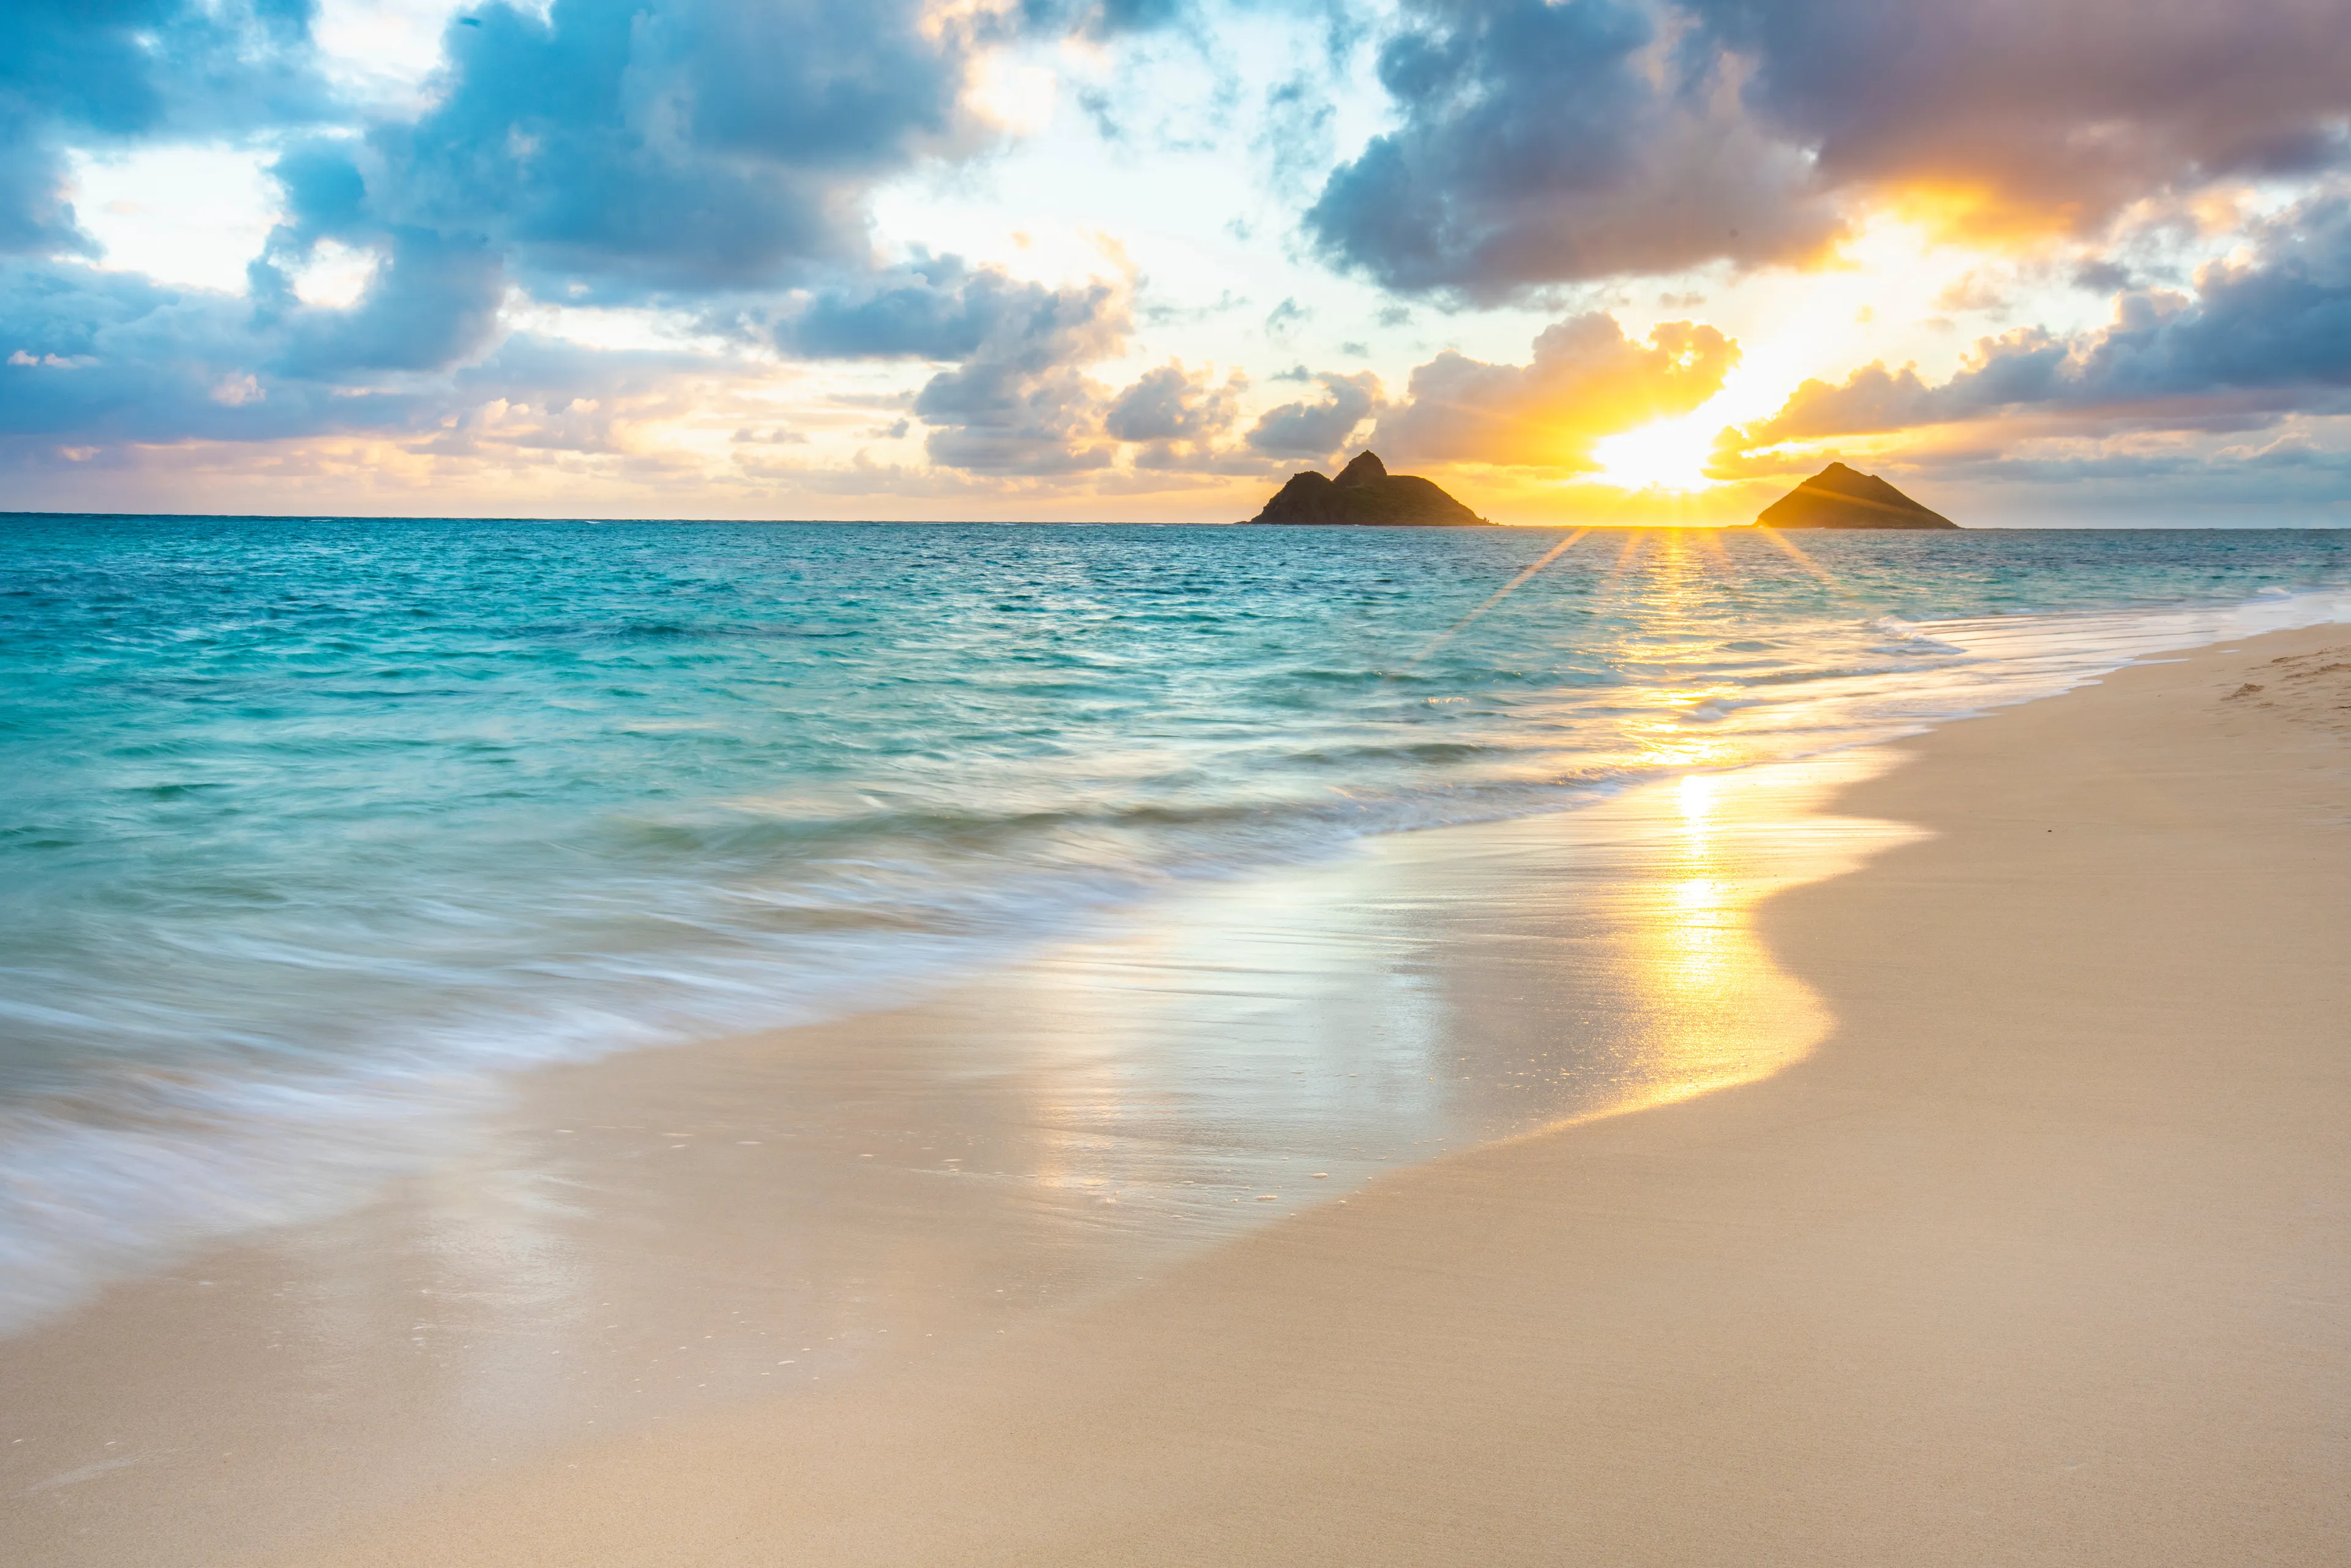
279, 626, 2351, 1566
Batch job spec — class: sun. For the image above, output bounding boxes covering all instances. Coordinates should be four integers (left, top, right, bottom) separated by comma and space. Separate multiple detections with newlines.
1590, 411, 1720, 492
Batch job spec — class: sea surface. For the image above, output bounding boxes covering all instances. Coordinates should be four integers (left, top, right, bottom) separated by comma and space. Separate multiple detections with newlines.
2, 516, 2348, 1329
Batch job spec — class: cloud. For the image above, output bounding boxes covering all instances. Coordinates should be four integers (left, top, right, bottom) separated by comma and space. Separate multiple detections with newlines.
1303, 0, 1836, 299
1254, 72, 1338, 200
0, 0, 329, 256
1684, 0, 2351, 241
1264, 296, 1310, 341
0, 0, 1153, 478
279, 229, 511, 378
1104, 360, 1243, 441
0, 251, 732, 470
308, 0, 1002, 302
0, 260, 434, 448
910, 273, 1134, 475
1372, 312, 1738, 469
1245, 369, 1382, 458
772, 257, 1109, 362
1306, 0, 2351, 298
1104, 359, 1253, 470
1722, 193, 2351, 461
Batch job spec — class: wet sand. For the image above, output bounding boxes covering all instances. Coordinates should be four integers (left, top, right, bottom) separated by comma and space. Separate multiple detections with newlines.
283, 624, 2351, 1565
1, 721, 1898, 1564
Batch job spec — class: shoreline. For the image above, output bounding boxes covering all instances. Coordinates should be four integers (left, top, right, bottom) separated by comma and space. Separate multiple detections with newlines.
7, 577, 2343, 1345
3, 621, 2346, 1564
289, 623, 2351, 1564
1, 727, 1907, 1566
2, 570, 2342, 1345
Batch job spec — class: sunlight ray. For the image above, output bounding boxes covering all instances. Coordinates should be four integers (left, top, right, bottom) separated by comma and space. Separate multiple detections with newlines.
1752, 526, 1844, 590
1408, 529, 1590, 666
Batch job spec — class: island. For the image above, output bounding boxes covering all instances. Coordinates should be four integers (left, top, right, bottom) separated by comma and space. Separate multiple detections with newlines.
1242, 451, 1493, 526
1756, 462, 1959, 528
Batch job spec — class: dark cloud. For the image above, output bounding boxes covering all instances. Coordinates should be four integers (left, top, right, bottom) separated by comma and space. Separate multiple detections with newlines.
2071, 261, 2139, 295
1684, 0, 2351, 238
1245, 370, 1382, 457
277, 230, 509, 379
318, 0, 989, 301
2074, 199, 2351, 400
1723, 193, 2351, 457
1018, 0, 1196, 39
0, 104, 89, 258
0, 0, 1152, 471
1304, 0, 1833, 299
1307, 0, 2351, 298
1373, 313, 1738, 468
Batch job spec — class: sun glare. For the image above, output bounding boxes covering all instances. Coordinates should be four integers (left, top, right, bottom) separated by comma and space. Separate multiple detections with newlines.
1591, 412, 1719, 493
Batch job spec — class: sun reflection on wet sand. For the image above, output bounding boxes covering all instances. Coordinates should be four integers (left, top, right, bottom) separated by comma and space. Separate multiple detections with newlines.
0, 749, 1921, 1568
1591, 763, 1870, 1117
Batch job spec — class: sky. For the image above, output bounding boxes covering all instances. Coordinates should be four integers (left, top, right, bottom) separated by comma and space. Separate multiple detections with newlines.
4, 0, 2349, 525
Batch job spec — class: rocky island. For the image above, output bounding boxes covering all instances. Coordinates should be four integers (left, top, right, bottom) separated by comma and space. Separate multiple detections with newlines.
1242, 451, 1491, 526
1757, 462, 1959, 528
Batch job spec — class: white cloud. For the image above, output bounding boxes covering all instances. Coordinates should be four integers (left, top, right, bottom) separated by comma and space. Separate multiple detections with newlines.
309, 0, 477, 111
68, 145, 282, 295
290, 239, 383, 310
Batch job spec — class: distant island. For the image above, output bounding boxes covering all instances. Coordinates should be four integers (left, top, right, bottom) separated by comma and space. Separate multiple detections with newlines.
1757, 462, 1959, 528
1242, 452, 1493, 526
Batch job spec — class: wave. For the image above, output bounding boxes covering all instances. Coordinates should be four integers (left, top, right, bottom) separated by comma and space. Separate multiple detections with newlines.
0, 569, 2344, 1336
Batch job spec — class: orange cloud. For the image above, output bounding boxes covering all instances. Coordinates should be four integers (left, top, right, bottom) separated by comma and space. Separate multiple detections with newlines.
1373, 315, 1741, 473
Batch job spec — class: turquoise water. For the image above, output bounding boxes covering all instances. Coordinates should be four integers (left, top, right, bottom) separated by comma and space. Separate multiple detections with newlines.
3, 516, 2349, 1326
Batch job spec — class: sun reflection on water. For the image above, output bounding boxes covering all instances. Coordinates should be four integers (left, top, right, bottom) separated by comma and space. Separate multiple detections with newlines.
1604, 757, 1908, 1117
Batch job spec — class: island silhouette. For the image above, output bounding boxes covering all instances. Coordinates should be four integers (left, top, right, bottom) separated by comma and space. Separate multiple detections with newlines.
1242, 452, 1492, 526
1757, 462, 1959, 528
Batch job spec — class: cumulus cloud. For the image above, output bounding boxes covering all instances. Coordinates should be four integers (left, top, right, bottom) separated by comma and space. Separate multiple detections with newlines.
1104, 360, 1254, 471
1245, 370, 1383, 458
1304, 0, 1837, 299
0, 0, 1149, 473
0, 0, 1024, 456
1308, 0, 2351, 298
9, 0, 2350, 505
1720, 193, 2351, 462
0, 255, 769, 481
1108, 358, 1241, 431
1685, 0, 2351, 239
1373, 313, 1738, 469
339, 0, 1001, 299
0, 0, 328, 255
910, 274, 1134, 475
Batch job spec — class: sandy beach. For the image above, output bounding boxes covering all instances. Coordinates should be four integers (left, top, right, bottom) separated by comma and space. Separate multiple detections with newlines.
7, 625, 2348, 1565
13, 0, 2351, 1558
300, 626, 2350, 1566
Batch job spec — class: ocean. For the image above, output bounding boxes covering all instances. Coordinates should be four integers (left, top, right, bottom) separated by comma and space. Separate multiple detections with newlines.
3, 514, 2348, 1330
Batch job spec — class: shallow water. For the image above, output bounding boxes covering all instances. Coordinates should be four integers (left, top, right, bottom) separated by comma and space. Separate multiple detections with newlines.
2, 516, 2349, 1327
